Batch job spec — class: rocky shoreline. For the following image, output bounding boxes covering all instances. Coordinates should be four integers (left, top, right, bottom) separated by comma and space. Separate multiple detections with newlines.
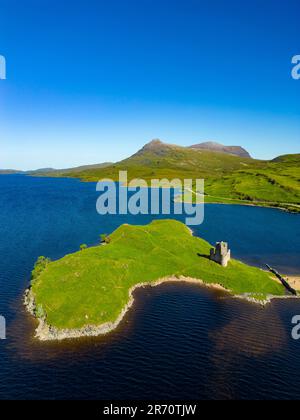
24, 275, 288, 342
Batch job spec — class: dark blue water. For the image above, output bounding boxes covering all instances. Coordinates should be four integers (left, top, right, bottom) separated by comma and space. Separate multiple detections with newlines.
0, 174, 300, 400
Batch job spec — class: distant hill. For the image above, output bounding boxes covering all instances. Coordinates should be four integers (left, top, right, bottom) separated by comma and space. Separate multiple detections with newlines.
2, 139, 299, 212
272, 154, 300, 164
50, 139, 299, 212
66, 139, 254, 183
62, 162, 114, 173
189, 141, 252, 159
0, 168, 55, 175
119, 139, 254, 177
0, 163, 113, 177
26, 162, 113, 177
0, 169, 23, 174
26, 168, 57, 175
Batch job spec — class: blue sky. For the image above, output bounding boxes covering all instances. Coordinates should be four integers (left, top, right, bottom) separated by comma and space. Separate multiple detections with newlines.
0, 0, 299, 170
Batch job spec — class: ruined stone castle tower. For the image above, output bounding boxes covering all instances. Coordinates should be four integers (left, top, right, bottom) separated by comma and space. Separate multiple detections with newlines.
210, 242, 231, 267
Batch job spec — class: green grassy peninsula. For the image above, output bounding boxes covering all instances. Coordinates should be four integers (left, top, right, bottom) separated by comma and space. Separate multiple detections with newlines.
27, 220, 285, 341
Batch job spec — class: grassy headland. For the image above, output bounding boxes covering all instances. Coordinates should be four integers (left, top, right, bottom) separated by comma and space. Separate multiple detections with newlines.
27, 220, 285, 340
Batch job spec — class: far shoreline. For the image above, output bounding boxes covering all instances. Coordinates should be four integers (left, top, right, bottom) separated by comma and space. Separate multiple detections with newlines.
4, 172, 300, 215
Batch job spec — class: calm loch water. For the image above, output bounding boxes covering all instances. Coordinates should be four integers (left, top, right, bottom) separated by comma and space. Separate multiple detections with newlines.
0, 174, 300, 400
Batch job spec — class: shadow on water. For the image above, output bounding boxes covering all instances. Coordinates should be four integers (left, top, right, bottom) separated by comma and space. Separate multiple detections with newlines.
9, 282, 229, 362
5, 279, 300, 400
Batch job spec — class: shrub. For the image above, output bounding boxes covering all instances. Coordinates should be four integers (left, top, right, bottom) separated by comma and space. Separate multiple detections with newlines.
31, 256, 51, 281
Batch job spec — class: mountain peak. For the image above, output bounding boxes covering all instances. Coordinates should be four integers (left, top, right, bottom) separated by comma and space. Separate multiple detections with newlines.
133, 139, 181, 158
142, 139, 165, 149
189, 141, 252, 159
137, 139, 252, 159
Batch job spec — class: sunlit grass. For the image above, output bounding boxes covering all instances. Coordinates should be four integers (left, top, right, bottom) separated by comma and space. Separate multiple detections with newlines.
31, 220, 284, 330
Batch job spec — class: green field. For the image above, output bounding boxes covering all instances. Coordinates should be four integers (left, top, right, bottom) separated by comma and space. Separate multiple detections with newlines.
204, 155, 300, 212
30, 220, 284, 331
41, 141, 300, 213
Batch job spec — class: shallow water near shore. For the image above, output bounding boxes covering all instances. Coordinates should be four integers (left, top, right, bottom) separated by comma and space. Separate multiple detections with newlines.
1, 174, 300, 400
